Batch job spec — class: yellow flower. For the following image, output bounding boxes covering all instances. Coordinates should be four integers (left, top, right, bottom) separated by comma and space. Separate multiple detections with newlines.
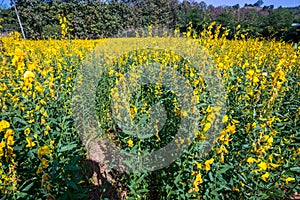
258, 161, 268, 171
4, 129, 14, 139
38, 145, 51, 158
217, 145, 228, 154
246, 69, 255, 79
42, 173, 50, 181
204, 158, 214, 171
226, 124, 236, 134
194, 173, 203, 185
261, 172, 269, 182
24, 127, 30, 136
108, 70, 114, 76
7, 136, 14, 146
14, 48, 25, 57
195, 161, 202, 169
206, 106, 212, 113
203, 122, 211, 132
37, 167, 43, 174
247, 157, 258, 164
40, 99, 47, 105
219, 133, 232, 146
41, 158, 49, 168
285, 177, 295, 184
251, 122, 257, 130
240, 181, 245, 187
252, 75, 259, 84
245, 123, 251, 132
269, 163, 280, 168
128, 139, 134, 148
222, 115, 228, 123
0, 120, 10, 132
0, 141, 5, 149
24, 71, 35, 80
26, 137, 36, 148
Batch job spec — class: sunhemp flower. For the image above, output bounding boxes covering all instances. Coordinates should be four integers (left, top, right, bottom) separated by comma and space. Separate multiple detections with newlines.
26, 137, 36, 148
246, 69, 259, 85
285, 177, 295, 184
203, 122, 211, 132
24, 71, 35, 80
38, 145, 51, 158
247, 157, 259, 164
261, 172, 270, 182
194, 173, 203, 185
222, 115, 228, 123
204, 158, 214, 171
0, 120, 10, 132
258, 161, 268, 171
128, 139, 134, 148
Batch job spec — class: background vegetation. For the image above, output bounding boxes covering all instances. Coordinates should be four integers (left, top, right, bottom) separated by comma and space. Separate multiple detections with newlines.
1, 0, 300, 41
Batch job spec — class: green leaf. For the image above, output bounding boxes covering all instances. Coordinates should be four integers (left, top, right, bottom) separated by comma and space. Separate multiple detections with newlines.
60, 143, 78, 152
65, 180, 79, 190
22, 182, 34, 192
15, 192, 27, 198
65, 165, 81, 171
290, 167, 300, 173
217, 164, 234, 175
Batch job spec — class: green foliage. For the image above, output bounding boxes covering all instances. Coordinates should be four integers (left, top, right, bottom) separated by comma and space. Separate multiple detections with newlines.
1, 0, 300, 41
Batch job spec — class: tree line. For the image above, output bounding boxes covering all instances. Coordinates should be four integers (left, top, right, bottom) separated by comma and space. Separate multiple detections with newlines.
1, 0, 300, 42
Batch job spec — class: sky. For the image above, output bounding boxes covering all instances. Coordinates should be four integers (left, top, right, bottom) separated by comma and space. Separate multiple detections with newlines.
201, 0, 300, 8
1, 0, 299, 8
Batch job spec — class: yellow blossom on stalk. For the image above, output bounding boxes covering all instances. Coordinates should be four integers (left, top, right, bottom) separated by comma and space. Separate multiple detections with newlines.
38, 145, 51, 158
245, 123, 251, 132
219, 133, 232, 146
258, 161, 268, 171
232, 187, 240, 192
4, 129, 14, 139
7, 136, 15, 146
203, 122, 211, 132
269, 163, 280, 168
204, 158, 214, 171
0, 141, 5, 149
50, 140, 55, 148
217, 145, 228, 154
261, 172, 270, 182
222, 115, 228, 123
0, 120, 10, 132
226, 124, 236, 134
42, 173, 50, 182
24, 127, 30, 136
247, 157, 259, 164
206, 106, 212, 113
26, 137, 36, 148
285, 177, 295, 184
240, 181, 245, 187
14, 48, 25, 57
128, 139, 134, 148
246, 69, 255, 79
195, 161, 202, 169
40, 99, 47, 105
24, 71, 35, 80
41, 158, 48, 168
194, 173, 203, 185
108, 70, 114, 76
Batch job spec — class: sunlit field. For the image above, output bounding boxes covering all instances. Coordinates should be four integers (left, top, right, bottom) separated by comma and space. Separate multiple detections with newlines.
0, 23, 299, 199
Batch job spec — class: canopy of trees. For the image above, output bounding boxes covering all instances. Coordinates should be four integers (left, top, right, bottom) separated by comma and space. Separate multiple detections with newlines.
1, 0, 300, 42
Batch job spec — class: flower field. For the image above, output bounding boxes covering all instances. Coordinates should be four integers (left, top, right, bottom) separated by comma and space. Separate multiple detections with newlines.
0, 24, 299, 199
